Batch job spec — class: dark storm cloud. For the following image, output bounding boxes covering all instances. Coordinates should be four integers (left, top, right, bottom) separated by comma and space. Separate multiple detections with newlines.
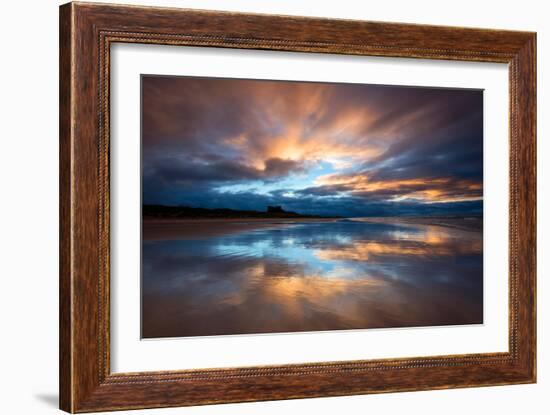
144, 155, 308, 186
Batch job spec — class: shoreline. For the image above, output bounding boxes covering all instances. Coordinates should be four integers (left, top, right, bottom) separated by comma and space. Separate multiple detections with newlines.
142, 217, 339, 223
142, 217, 338, 241
355, 216, 482, 232
142, 216, 482, 240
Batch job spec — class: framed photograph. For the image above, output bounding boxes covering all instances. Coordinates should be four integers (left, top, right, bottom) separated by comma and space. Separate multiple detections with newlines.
59, 2, 536, 412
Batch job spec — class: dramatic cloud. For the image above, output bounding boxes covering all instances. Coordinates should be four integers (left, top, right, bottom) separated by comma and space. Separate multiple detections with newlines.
142, 75, 483, 217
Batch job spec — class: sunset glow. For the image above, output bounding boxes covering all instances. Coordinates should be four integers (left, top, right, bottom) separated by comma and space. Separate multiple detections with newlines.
142, 76, 483, 217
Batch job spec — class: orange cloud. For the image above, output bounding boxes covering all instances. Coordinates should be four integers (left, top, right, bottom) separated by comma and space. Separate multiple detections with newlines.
314, 172, 482, 203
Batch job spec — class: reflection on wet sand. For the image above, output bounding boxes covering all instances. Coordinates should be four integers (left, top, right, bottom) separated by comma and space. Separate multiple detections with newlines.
142, 219, 483, 338
316, 225, 482, 261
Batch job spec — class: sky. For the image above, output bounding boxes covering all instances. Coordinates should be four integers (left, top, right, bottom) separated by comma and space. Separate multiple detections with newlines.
142, 75, 483, 217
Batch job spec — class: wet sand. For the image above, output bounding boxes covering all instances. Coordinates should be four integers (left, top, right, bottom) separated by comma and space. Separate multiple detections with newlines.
142, 216, 482, 241
142, 218, 339, 241
142, 216, 483, 338
355, 217, 482, 232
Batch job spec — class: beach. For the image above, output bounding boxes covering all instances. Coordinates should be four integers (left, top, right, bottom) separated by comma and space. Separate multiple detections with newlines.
141, 216, 483, 338
142, 217, 340, 241
142, 216, 482, 241
355, 216, 482, 232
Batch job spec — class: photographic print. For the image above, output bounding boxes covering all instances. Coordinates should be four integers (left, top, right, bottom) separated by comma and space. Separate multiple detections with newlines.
141, 75, 483, 339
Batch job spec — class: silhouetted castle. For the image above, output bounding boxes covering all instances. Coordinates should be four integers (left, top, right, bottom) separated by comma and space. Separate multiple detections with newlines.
267, 206, 285, 213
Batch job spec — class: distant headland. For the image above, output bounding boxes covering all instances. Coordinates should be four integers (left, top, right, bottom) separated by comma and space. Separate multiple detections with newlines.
142, 204, 341, 219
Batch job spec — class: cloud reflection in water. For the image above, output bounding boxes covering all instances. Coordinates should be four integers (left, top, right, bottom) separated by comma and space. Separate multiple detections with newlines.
142, 221, 483, 338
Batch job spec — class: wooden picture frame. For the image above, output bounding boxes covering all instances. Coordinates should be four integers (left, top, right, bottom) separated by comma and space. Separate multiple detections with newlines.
59, 2, 536, 412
